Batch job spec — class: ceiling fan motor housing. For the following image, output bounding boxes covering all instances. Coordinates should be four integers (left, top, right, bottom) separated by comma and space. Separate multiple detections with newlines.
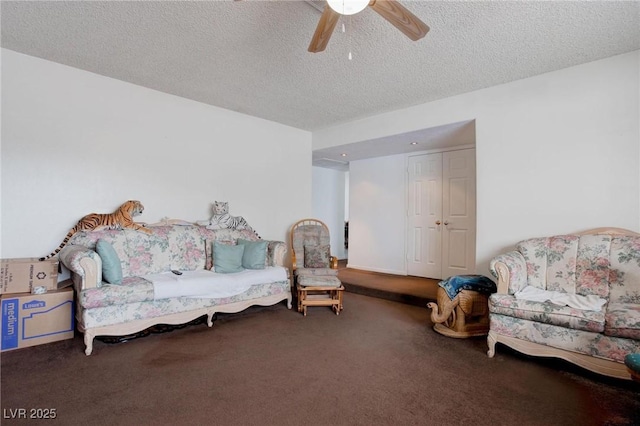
326, 0, 370, 15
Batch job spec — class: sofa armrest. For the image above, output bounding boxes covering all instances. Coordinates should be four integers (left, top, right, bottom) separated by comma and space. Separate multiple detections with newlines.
266, 240, 287, 267
59, 245, 102, 291
489, 251, 527, 295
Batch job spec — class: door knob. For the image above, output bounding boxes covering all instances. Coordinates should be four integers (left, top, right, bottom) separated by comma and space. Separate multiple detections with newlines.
435, 220, 441, 225
444, 221, 450, 226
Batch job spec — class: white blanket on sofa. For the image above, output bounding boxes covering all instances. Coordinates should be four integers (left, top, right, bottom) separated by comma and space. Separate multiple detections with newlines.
147, 267, 288, 300
514, 285, 607, 311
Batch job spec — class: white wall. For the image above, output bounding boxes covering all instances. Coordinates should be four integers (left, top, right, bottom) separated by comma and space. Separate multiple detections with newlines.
1, 49, 312, 260
344, 172, 349, 221
315, 51, 640, 277
311, 166, 346, 260
5, 49, 638, 280
348, 154, 406, 275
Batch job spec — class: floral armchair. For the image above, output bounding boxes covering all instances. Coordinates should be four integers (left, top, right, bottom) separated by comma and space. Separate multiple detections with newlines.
290, 219, 339, 279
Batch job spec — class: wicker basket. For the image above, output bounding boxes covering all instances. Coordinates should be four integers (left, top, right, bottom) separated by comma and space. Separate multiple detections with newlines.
427, 287, 490, 338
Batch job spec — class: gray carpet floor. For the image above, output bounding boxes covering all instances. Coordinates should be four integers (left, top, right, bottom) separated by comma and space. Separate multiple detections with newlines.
1, 292, 638, 426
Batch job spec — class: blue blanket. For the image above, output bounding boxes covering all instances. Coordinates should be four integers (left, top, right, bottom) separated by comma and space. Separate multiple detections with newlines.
438, 275, 497, 300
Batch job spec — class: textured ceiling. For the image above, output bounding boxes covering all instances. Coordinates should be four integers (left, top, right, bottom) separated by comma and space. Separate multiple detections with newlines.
2, 1, 639, 164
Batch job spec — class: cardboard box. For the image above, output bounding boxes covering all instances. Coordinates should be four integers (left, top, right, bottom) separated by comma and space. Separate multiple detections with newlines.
1, 288, 74, 352
0, 258, 59, 294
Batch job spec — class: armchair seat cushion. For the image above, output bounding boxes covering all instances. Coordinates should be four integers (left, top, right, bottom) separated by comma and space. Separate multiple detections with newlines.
298, 275, 342, 288
294, 268, 339, 277
605, 303, 640, 339
489, 294, 605, 333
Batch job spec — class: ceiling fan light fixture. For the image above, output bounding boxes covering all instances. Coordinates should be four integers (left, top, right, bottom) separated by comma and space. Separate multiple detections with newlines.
327, 0, 369, 16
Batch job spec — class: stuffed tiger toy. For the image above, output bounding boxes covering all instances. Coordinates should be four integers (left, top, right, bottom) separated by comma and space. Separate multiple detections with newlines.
39, 200, 151, 261
197, 201, 252, 231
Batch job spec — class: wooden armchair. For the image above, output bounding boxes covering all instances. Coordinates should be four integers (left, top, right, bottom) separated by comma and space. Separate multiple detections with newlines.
290, 219, 343, 316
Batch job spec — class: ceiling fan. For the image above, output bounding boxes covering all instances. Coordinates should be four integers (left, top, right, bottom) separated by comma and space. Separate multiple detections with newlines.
308, 0, 429, 53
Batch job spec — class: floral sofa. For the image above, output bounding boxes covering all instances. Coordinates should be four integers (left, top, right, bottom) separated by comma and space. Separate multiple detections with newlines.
59, 220, 290, 355
488, 228, 640, 380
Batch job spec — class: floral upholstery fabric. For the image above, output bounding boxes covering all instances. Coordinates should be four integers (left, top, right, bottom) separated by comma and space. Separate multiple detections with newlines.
66, 225, 282, 280
66, 229, 132, 277
78, 281, 290, 329
168, 226, 207, 271
575, 234, 612, 298
292, 223, 331, 270
294, 268, 339, 277
60, 222, 291, 354
298, 275, 341, 287
59, 244, 103, 284
489, 294, 605, 333
545, 236, 579, 293
490, 314, 640, 363
303, 244, 330, 268
608, 236, 640, 304
266, 240, 286, 267
200, 227, 260, 242
490, 232, 640, 366
501, 235, 640, 299
63, 223, 288, 309
490, 252, 527, 294
516, 234, 614, 297
80, 276, 154, 309
516, 237, 553, 290
124, 228, 171, 276
605, 303, 640, 339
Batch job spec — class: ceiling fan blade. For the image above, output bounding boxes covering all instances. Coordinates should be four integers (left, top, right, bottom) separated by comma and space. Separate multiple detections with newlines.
369, 0, 429, 41
308, 5, 341, 53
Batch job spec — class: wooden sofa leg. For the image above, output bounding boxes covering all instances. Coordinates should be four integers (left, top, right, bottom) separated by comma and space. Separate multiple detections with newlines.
84, 331, 95, 356
487, 331, 497, 358
206, 313, 215, 327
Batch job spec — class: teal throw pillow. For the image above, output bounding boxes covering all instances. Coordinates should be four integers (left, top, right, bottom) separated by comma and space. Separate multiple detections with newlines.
96, 239, 123, 285
213, 241, 245, 274
237, 239, 268, 269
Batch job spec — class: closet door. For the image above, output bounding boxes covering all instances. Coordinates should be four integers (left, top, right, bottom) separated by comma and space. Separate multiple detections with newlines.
442, 149, 476, 279
406, 149, 476, 279
407, 153, 442, 278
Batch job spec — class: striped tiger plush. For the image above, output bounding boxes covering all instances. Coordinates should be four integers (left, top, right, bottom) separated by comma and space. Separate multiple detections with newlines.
39, 200, 151, 261
199, 201, 252, 231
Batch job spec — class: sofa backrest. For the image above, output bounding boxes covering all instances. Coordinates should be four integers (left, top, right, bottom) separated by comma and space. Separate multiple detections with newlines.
608, 235, 640, 304
517, 234, 640, 301
68, 225, 260, 278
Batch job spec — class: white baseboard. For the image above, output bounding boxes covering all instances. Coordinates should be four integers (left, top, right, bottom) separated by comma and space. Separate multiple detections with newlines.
345, 264, 407, 276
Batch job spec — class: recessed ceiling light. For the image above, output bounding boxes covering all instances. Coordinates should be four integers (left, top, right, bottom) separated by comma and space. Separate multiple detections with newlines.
410, 142, 418, 145
341, 153, 347, 157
